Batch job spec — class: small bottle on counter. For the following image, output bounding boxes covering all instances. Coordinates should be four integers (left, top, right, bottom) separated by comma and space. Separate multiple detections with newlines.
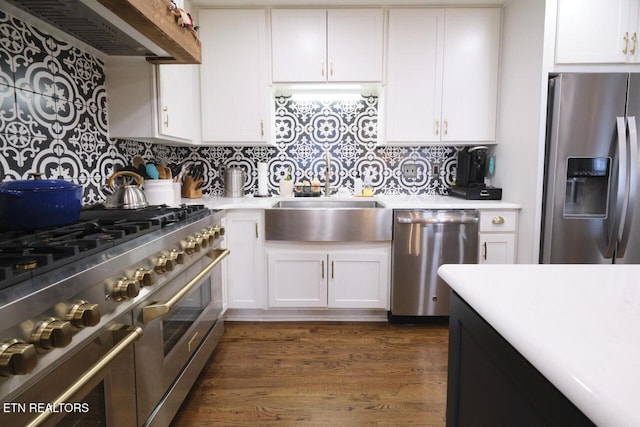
354, 176, 363, 196
311, 175, 321, 194
362, 171, 373, 196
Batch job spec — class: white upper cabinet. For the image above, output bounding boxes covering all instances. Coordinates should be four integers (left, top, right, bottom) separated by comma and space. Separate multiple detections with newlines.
442, 9, 501, 143
271, 9, 327, 83
199, 9, 272, 145
327, 9, 384, 82
106, 57, 196, 144
271, 9, 384, 83
384, 8, 501, 145
157, 65, 194, 140
385, 9, 444, 144
555, 0, 640, 63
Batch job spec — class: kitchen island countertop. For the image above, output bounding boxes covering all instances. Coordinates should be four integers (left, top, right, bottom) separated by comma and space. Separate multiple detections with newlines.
437, 263, 640, 427
184, 194, 521, 210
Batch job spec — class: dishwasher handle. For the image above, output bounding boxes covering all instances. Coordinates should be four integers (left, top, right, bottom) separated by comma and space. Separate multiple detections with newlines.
396, 211, 479, 225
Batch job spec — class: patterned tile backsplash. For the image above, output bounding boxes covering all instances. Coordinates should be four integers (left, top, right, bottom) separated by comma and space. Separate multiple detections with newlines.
0, 8, 459, 203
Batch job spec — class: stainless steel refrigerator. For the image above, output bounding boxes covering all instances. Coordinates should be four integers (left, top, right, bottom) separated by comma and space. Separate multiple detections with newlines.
541, 73, 640, 264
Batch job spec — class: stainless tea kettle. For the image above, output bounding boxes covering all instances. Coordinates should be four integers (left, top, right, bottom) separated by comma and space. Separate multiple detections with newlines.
224, 167, 246, 198
104, 171, 149, 209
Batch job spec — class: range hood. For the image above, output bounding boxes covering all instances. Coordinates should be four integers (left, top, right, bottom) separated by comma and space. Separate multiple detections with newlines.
3, 0, 201, 64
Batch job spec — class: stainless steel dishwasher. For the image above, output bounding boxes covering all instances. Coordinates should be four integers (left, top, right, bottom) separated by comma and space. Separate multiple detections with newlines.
390, 210, 479, 320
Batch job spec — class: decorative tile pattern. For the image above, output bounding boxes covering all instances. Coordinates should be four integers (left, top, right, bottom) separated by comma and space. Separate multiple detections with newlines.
0, 8, 114, 202
0, 7, 460, 204
248, 94, 457, 196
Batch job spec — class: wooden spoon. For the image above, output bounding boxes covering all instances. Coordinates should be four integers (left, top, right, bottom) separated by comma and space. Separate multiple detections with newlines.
157, 165, 168, 179
132, 156, 145, 169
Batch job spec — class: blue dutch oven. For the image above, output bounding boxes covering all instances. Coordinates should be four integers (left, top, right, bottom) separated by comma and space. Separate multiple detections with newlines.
0, 178, 82, 230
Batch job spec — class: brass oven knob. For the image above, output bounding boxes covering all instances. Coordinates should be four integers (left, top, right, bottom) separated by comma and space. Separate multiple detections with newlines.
112, 277, 140, 301
217, 225, 225, 236
66, 300, 100, 328
31, 318, 73, 350
168, 249, 185, 265
154, 255, 175, 274
182, 237, 200, 254
194, 232, 208, 248
133, 267, 155, 287
205, 225, 222, 240
201, 228, 214, 245
0, 339, 37, 376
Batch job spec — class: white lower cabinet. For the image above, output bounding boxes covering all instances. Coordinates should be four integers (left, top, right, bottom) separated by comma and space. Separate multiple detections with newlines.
224, 210, 266, 309
478, 210, 518, 264
328, 251, 389, 308
268, 250, 327, 307
267, 243, 390, 309
479, 233, 516, 264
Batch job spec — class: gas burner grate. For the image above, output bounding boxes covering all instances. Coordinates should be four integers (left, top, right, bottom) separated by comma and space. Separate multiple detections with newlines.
78, 204, 210, 226
0, 204, 211, 291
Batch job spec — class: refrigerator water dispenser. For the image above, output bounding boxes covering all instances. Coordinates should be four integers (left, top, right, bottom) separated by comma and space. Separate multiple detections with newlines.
563, 157, 610, 218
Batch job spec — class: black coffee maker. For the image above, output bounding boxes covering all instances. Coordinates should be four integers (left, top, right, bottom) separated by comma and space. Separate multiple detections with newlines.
456, 146, 488, 187
450, 146, 502, 200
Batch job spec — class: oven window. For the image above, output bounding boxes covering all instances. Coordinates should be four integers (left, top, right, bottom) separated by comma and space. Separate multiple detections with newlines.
162, 277, 212, 355
56, 382, 106, 427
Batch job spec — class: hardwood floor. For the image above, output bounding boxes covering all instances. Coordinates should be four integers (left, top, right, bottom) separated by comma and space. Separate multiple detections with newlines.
171, 321, 449, 426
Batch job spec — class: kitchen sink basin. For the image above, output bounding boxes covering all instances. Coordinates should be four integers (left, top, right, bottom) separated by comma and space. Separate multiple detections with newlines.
272, 199, 385, 209
265, 199, 391, 242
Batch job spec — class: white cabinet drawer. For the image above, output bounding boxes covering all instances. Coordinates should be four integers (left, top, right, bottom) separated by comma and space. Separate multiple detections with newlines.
480, 210, 517, 233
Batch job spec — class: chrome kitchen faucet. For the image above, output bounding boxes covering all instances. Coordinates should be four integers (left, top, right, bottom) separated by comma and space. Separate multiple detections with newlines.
324, 151, 331, 197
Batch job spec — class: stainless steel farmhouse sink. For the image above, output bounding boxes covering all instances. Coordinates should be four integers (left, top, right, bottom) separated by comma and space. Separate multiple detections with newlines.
265, 199, 392, 241
272, 199, 386, 209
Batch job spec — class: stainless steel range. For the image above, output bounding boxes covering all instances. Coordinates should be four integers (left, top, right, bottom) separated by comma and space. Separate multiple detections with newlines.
0, 204, 228, 426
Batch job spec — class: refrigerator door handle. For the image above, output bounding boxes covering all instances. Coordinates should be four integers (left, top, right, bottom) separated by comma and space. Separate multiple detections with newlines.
605, 117, 629, 258
617, 116, 638, 258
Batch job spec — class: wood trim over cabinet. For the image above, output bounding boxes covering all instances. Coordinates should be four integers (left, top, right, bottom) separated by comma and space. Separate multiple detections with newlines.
97, 0, 201, 64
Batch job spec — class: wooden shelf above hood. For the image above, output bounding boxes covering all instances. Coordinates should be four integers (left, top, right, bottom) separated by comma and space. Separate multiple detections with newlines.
97, 0, 201, 64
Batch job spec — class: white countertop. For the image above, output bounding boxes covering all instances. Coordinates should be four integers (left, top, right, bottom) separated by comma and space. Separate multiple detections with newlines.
183, 194, 520, 210
437, 264, 640, 427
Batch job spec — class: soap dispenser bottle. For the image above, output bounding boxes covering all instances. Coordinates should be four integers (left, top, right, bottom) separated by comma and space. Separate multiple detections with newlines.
354, 174, 363, 196
362, 171, 373, 196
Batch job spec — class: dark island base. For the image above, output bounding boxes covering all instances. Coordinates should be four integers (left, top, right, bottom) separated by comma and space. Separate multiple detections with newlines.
387, 312, 450, 324
446, 291, 595, 427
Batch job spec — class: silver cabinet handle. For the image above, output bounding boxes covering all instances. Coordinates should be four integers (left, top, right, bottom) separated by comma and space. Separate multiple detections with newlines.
443, 119, 448, 136
633, 32, 638, 55
482, 242, 487, 261
142, 249, 229, 323
255, 221, 259, 238
321, 58, 325, 77
331, 261, 334, 279
491, 216, 505, 225
624, 32, 630, 54
434, 120, 440, 135
26, 325, 143, 427
163, 106, 169, 128
321, 260, 325, 279
330, 57, 334, 77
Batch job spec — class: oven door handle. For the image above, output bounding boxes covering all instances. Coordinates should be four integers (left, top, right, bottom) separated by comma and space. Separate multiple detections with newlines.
26, 325, 143, 427
142, 248, 230, 324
